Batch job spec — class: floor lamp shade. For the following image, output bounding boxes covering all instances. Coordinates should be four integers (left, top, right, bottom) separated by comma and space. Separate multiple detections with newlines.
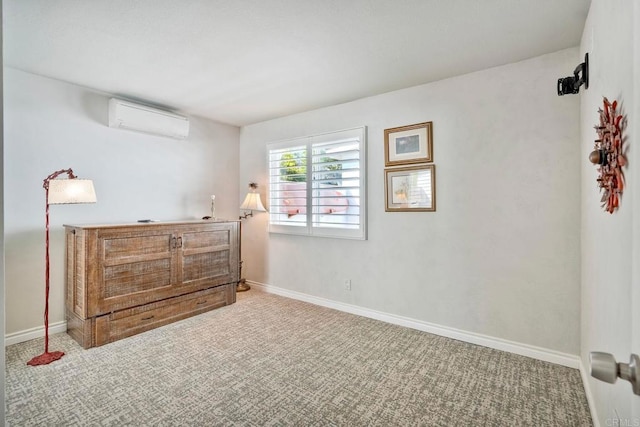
27, 169, 97, 366
239, 182, 267, 220
48, 179, 97, 204
239, 192, 266, 212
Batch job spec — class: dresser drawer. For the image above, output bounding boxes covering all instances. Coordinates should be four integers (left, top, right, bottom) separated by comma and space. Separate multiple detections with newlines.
94, 283, 234, 347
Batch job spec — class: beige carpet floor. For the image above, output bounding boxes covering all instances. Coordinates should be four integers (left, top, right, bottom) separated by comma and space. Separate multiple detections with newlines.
5, 290, 592, 426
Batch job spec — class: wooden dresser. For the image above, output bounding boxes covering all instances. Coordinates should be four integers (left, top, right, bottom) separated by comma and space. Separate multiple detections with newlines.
64, 220, 239, 348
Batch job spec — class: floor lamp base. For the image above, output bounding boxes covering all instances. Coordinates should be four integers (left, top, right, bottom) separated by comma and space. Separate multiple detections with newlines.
237, 279, 251, 292
27, 351, 65, 366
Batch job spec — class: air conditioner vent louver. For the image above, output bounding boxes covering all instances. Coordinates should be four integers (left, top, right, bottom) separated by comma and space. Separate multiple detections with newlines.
108, 98, 189, 140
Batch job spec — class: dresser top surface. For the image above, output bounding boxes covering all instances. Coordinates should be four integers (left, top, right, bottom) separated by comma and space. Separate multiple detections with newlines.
64, 219, 240, 229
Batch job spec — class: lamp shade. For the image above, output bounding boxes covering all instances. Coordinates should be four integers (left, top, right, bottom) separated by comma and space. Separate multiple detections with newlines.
240, 192, 266, 212
48, 179, 97, 205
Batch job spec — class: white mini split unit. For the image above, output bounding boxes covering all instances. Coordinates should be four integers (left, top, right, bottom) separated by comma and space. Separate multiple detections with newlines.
108, 98, 190, 140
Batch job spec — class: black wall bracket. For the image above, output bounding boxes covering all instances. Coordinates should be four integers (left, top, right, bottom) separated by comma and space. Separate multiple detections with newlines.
557, 53, 589, 96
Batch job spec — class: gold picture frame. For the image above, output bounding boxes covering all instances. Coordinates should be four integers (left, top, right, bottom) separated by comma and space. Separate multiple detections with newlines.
384, 121, 433, 166
385, 165, 436, 212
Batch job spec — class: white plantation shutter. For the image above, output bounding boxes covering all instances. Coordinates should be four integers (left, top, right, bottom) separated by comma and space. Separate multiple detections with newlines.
268, 144, 308, 230
268, 127, 367, 240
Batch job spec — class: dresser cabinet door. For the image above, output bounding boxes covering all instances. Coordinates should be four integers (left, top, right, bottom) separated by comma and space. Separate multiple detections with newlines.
179, 224, 239, 289
91, 228, 177, 316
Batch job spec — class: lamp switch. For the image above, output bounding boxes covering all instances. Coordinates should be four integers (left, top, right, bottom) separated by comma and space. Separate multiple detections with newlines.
344, 279, 351, 291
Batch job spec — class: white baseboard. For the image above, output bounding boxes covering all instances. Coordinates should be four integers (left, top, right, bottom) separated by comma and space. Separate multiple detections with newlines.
6, 284, 582, 370
249, 280, 581, 369
4, 321, 67, 347
579, 357, 600, 427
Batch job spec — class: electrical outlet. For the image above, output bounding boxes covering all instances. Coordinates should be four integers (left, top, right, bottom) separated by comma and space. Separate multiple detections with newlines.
344, 279, 351, 291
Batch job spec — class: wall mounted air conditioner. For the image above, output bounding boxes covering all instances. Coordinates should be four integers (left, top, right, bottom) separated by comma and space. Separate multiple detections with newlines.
108, 98, 189, 140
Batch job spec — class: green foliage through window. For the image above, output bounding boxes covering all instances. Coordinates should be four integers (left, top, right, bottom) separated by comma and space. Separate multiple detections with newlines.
280, 152, 307, 182
318, 156, 342, 186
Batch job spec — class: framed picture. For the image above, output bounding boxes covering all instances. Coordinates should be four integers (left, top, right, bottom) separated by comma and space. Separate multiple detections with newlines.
385, 165, 436, 212
384, 121, 433, 166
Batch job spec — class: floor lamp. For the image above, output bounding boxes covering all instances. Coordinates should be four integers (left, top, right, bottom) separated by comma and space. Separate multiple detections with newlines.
27, 168, 96, 366
238, 183, 266, 292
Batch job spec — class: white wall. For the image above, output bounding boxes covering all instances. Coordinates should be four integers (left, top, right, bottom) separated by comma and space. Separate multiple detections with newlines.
580, 0, 640, 424
240, 48, 582, 355
635, 5, 640, 423
1, 1, 7, 421
3, 68, 240, 335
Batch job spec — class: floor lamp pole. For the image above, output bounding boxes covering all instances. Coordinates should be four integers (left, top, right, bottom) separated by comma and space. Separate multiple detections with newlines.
27, 190, 65, 365
27, 169, 79, 366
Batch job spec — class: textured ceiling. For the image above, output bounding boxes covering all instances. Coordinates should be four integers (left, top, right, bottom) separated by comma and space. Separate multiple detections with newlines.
4, 0, 591, 126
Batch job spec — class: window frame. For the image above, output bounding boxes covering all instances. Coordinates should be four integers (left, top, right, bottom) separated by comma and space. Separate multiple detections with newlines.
267, 126, 367, 240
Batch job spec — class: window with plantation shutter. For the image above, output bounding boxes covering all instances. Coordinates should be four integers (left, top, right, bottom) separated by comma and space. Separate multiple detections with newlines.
268, 127, 367, 240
